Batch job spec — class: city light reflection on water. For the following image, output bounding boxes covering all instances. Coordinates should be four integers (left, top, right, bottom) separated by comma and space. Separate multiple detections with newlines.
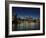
17, 21, 40, 31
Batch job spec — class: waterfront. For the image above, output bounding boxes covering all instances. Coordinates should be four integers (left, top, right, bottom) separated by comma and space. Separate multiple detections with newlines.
12, 7, 40, 31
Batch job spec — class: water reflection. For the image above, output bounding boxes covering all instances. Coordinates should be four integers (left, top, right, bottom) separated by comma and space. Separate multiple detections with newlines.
16, 21, 40, 31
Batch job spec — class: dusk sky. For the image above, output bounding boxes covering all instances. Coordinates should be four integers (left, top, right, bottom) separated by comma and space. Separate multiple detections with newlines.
12, 7, 40, 19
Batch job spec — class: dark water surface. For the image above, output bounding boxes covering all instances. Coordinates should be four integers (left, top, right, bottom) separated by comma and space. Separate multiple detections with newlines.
16, 21, 40, 31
